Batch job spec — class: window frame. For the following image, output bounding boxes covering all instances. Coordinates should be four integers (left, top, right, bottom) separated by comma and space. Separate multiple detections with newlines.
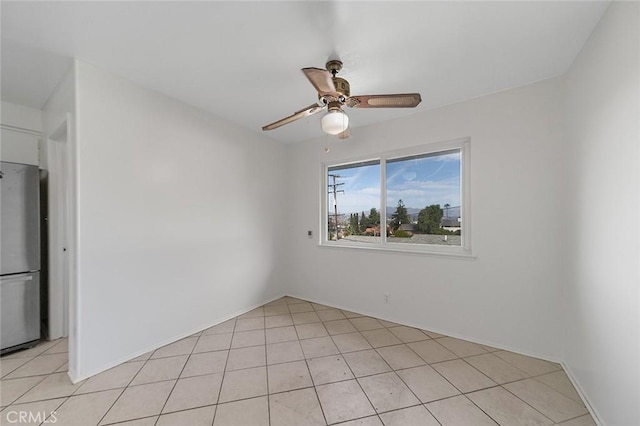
320, 137, 472, 257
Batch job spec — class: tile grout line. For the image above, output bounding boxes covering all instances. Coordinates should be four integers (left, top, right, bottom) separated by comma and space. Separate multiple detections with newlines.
261, 307, 271, 426
498, 383, 561, 424
310, 305, 350, 425
365, 325, 495, 425
38, 396, 74, 426
285, 298, 332, 424
460, 353, 580, 423
0, 356, 36, 378
60, 388, 129, 425
300, 303, 331, 425
152, 329, 207, 426
369, 318, 521, 426
555, 413, 595, 425
488, 351, 562, 380
210, 317, 237, 426
91, 332, 202, 425
422, 395, 477, 426
2, 352, 68, 380
387, 340, 505, 424
440, 356, 498, 390
528, 373, 587, 405
94, 347, 160, 426
423, 391, 502, 426
449, 372, 573, 425
0, 340, 71, 424
323, 316, 385, 425
1, 372, 49, 407
308, 305, 477, 423
16, 341, 69, 425
351, 335, 446, 424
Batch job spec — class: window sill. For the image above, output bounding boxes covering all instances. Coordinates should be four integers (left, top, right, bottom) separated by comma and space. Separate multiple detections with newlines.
319, 240, 475, 259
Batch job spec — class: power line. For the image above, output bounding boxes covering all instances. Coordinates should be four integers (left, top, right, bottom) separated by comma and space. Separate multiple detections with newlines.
328, 174, 345, 240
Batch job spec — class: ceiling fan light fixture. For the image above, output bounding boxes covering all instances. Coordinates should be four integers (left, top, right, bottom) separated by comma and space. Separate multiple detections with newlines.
321, 109, 349, 135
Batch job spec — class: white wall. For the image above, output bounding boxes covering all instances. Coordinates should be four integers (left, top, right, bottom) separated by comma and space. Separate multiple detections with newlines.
563, 2, 640, 425
73, 61, 286, 381
285, 77, 565, 360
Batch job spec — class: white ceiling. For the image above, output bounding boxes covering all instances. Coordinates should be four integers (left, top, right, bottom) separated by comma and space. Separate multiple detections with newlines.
1, 1, 608, 143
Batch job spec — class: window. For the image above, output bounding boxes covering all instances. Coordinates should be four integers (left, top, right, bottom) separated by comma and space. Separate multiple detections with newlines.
322, 138, 470, 256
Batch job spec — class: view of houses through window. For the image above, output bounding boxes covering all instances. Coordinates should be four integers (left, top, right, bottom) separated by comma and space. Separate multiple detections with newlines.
327, 148, 463, 248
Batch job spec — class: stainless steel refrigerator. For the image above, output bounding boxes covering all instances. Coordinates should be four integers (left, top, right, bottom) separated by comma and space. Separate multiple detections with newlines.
1, 161, 41, 354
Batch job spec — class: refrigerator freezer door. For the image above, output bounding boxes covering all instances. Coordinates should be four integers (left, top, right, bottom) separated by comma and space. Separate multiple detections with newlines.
1, 162, 40, 275
1, 272, 41, 352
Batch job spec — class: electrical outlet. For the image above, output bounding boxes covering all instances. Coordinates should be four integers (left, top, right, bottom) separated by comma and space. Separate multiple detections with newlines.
384, 294, 390, 304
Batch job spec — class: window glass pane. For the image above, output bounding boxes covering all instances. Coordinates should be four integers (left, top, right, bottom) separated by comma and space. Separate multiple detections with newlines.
328, 161, 381, 243
386, 150, 461, 246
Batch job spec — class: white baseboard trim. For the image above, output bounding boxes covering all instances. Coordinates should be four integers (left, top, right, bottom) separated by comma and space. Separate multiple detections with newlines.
69, 293, 286, 384
284, 292, 563, 364
561, 361, 603, 426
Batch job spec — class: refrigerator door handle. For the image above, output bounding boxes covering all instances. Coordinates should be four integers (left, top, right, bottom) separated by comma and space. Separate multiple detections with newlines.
1, 275, 34, 284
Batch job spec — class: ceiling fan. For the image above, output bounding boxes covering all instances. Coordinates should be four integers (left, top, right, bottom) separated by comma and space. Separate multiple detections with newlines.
262, 60, 422, 137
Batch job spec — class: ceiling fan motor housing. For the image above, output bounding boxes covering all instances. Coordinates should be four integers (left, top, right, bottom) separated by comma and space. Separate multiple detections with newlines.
325, 60, 350, 98
332, 77, 350, 97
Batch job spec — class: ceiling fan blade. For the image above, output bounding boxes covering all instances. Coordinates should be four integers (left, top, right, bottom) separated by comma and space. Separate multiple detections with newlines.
302, 67, 339, 97
262, 104, 325, 131
347, 93, 422, 108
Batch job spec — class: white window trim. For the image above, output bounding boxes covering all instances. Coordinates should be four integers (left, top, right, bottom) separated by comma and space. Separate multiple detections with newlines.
320, 137, 473, 258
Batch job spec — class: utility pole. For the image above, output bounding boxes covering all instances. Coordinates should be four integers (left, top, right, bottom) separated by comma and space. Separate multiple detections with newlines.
328, 174, 345, 240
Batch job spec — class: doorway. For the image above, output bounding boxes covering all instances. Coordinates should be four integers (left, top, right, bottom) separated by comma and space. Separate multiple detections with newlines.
47, 118, 70, 340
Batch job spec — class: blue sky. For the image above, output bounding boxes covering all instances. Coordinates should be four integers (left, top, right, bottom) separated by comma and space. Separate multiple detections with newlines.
329, 152, 461, 215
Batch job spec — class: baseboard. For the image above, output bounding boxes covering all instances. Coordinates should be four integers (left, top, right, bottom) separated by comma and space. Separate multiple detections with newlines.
69, 293, 286, 384
561, 361, 603, 426
284, 292, 563, 364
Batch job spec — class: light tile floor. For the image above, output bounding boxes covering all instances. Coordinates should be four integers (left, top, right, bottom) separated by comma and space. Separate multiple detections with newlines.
0, 297, 596, 426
